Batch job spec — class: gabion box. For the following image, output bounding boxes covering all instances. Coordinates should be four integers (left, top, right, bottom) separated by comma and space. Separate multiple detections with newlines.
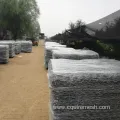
0, 45, 9, 63
48, 59, 120, 120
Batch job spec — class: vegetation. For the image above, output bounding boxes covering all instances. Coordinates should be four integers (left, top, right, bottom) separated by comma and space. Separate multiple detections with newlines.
51, 20, 87, 45
51, 18, 120, 60
0, 0, 40, 40
95, 17, 120, 59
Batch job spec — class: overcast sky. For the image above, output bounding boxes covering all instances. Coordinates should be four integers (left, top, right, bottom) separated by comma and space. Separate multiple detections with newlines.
36, 0, 120, 37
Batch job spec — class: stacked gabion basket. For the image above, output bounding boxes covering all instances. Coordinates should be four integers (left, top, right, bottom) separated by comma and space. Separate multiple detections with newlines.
52, 49, 99, 60
48, 59, 120, 120
44, 42, 100, 69
0, 41, 15, 58
15, 41, 21, 54
44, 42, 66, 69
21, 41, 32, 53
0, 45, 9, 63
0, 40, 33, 64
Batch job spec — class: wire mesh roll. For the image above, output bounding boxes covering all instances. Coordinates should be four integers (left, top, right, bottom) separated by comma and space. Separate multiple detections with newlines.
0, 41, 15, 58
21, 41, 32, 53
0, 45, 9, 63
15, 41, 21, 54
48, 59, 120, 120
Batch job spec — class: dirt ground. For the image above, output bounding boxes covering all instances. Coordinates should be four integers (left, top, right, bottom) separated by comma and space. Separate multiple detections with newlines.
0, 40, 49, 120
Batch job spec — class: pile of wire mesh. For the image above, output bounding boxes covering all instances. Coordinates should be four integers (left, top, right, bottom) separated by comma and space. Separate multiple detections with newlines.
0, 41, 15, 58
15, 41, 21, 54
48, 59, 120, 120
21, 41, 32, 53
45, 42, 60, 46
44, 42, 66, 69
52, 49, 99, 60
0, 45, 9, 63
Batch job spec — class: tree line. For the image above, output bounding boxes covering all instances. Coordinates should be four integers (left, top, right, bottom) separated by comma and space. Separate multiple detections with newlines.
50, 18, 120, 60
0, 0, 40, 40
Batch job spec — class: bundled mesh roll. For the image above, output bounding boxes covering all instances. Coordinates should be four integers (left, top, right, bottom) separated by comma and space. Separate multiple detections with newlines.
44, 44, 67, 69
0, 41, 15, 58
45, 42, 60, 46
0, 45, 9, 63
52, 49, 99, 60
45, 42, 66, 48
21, 41, 32, 53
48, 59, 120, 120
15, 41, 21, 54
